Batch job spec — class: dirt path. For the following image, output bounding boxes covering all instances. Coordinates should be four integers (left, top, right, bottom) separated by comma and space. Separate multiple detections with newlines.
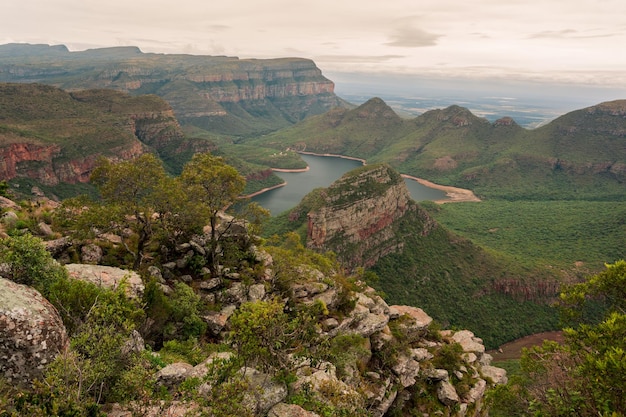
488, 331, 565, 361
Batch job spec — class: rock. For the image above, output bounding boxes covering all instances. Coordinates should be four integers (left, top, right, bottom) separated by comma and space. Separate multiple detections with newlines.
121, 329, 145, 356
392, 354, 421, 387
189, 351, 234, 379
38, 222, 55, 237
370, 388, 397, 417
239, 367, 288, 415
466, 379, 487, 404
437, 380, 460, 406
204, 305, 237, 336
248, 283, 266, 302
44, 236, 71, 257
389, 305, 433, 329
1, 211, 18, 224
107, 401, 200, 417
0, 196, 18, 209
423, 368, 448, 381
100, 233, 122, 244
481, 365, 508, 385
412, 347, 433, 362
80, 243, 103, 264
155, 362, 194, 388
0, 277, 68, 385
268, 403, 320, 417
147, 266, 163, 282
65, 264, 144, 298
224, 282, 246, 305
189, 239, 206, 256
198, 277, 222, 291
451, 330, 486, 354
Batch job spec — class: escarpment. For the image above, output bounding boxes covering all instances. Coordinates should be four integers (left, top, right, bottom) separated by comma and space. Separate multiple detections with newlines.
0, 44, 349, 135
0, 83, 198, 187
307, 164, 435, 269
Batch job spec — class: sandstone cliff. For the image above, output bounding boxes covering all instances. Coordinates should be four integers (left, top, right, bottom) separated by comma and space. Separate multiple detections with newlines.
0, 44, 350, 136
306, 164, 435, 269
0, 83, 201, 188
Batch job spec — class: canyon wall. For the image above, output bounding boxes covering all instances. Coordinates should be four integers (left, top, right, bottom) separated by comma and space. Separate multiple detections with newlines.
306, 164, 436, 269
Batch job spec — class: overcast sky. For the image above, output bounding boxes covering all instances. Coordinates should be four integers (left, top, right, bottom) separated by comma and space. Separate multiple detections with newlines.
3, 0, 626, 86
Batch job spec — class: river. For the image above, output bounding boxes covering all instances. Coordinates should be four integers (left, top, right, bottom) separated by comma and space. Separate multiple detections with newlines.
251, 154, 448, 215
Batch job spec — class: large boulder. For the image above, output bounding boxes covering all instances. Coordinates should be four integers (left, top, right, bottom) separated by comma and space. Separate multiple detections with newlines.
65, 264, 144, 298
0, 277, 68, 385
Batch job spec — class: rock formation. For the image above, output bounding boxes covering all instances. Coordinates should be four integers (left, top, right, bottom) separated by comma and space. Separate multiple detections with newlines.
0, 277, 68, 385
306, 164, 435, 269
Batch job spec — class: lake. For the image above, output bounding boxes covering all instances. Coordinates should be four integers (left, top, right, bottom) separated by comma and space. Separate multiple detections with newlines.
252, 154, 447, 215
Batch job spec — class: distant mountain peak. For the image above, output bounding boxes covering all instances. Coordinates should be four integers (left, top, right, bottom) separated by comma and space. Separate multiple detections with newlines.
351, 97, 401, 121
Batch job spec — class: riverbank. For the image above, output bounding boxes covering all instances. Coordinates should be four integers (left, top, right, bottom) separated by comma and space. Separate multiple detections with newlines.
297, 151, 367, 165
240, 182, 287, 199
401, 174, 481, 204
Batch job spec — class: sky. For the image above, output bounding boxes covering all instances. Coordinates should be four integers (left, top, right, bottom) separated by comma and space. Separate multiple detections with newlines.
3, 0, 626, 88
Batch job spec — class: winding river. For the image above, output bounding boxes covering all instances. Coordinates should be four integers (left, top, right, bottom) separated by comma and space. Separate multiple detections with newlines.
251, 154, 449, 215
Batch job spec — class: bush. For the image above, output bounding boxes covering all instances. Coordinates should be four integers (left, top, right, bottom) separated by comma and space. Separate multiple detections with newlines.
0, 233, 67, 295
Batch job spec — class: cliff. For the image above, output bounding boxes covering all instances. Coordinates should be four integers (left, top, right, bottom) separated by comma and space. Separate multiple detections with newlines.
0, 83, 202, 189
306, 164, 435, 269
0, 44, 350, 136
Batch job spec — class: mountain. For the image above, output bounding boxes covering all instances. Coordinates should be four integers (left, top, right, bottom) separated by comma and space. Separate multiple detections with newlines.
264, 164, 561, 348
249, 97, 626, 200
0, 43, 351, 137
0, 83, 202, 192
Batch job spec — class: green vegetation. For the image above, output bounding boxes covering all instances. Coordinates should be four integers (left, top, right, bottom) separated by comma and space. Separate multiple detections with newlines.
488, 261, 626, 416
423, 200, 626, 273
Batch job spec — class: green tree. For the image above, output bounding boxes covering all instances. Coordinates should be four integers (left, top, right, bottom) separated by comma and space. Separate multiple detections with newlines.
180, 153, 246, 275
89, 154, 168, 269
513, 261, 626, 417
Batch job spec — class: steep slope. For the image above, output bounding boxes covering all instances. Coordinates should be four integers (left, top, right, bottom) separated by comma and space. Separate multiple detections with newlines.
250, 98, 626, 200
0, 83, 206, 190
0, 43, 350, 137
264, 164, 561, 348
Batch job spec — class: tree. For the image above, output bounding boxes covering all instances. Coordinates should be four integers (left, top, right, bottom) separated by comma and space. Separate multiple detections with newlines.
512, 261, 626, 417
179, 153, 246, 275
89, 154, 168, 269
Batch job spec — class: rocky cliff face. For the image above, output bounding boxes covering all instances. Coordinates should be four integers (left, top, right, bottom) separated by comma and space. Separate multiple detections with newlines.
306, 164, 436, 269
0, 84, 196, 187
0, 44, 349, 135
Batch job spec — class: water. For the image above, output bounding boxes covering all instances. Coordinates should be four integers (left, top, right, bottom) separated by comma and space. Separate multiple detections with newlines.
252, 154, 448, 215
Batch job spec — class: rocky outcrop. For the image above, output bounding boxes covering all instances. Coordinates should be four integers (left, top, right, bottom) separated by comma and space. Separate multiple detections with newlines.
65, 264, 145, 299
306, 164, 435, 269
0, 277, 68, 385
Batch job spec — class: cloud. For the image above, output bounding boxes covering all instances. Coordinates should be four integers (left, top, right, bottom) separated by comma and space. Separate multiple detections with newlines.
314, 54, 406, 64
528, 29, 616, 39
384, 17, 441, 47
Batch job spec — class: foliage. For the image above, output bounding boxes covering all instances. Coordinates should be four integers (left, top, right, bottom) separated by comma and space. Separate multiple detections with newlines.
179, 152, 246, 274
0, 233, 68, 295
427, 200, 626, 273
228, 298, 319, 372
489, 261, 626, 416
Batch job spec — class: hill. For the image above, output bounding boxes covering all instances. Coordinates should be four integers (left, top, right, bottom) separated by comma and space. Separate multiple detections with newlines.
0, 43, 351, 138
248, 97, 626, 200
